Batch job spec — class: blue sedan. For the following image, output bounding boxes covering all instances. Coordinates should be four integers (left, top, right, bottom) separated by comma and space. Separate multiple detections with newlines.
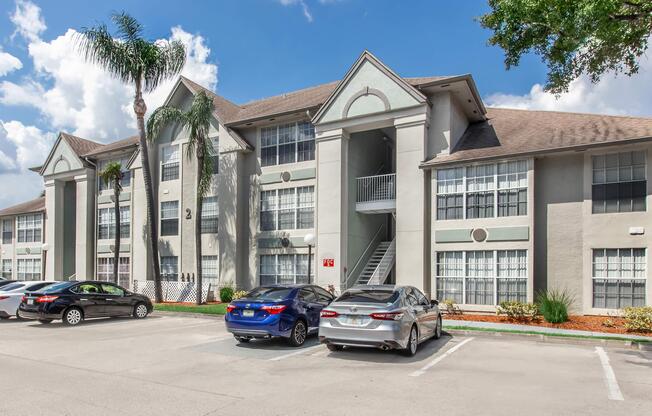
225, 285, 335, 346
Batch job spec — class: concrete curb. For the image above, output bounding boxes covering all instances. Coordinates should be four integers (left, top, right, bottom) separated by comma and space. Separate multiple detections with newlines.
152, 310, 225, 320
444, 328, 651, 351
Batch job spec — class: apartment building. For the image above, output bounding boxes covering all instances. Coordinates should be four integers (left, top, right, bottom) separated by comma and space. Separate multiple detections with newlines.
1, 50, 652, 313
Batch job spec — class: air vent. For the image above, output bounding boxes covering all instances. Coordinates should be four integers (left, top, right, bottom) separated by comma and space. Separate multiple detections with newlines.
281, 171, 291, 182
471, 228, 488, 242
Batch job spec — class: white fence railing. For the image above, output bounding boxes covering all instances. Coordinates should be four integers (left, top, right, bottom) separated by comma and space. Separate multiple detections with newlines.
133, 280, 213, 303
367, 238, 396, 286
356, 173, 396, 203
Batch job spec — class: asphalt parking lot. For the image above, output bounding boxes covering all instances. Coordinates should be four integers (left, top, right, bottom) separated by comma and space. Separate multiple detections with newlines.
1, 314, 651, 416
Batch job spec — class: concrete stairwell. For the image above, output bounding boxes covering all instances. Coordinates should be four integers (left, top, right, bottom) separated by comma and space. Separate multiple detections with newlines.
356, 239, 395, 285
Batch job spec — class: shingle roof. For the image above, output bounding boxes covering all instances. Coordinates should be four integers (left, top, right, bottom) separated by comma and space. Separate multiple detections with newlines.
60, 133, 104, 156
0, 197, 45, 217
421, 107, 652, 167
83, 135, 139, 157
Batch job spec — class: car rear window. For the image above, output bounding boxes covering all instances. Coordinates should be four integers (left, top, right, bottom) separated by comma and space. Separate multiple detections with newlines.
40, 282, 74, 294
0, 283, 24, 292
243, 287, 293, 301
336, 290, 399, 304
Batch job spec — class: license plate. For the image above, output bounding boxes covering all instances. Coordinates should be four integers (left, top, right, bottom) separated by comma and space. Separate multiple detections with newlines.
27, 299, 34, 305
343, 315, 366, 326
242, 309, 254, 318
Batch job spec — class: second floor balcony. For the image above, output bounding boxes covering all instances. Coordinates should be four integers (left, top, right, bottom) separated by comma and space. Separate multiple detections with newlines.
356, 173, 396, 214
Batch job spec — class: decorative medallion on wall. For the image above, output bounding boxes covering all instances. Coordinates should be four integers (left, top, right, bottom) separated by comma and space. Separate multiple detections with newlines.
280, 237, 291, 248
281, 171, 292, 182
471, 228, 488, 242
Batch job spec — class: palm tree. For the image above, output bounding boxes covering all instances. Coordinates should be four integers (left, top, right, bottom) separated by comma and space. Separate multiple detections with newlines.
77, 13, 186, 302
148, 91, 214, 305
99, 162, 124, 284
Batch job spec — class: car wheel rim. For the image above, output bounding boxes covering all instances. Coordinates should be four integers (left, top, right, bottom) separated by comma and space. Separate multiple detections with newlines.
295, 322, 306, 344
67, 310, 81, 325
136, 305, 147, 318
410, 328, 417, 354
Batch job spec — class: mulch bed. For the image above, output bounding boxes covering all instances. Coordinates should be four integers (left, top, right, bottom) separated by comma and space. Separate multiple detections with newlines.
444, 313, 652, 338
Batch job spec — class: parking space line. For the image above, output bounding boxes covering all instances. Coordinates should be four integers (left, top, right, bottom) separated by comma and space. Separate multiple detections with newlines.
409, 337, 474, 377
595, 347, 624, 401
268, 344, 323, 361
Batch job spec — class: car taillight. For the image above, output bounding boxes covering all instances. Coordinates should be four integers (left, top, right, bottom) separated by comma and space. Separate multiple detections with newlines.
36, 295, 59, 303
261, 305, 287, 315
226, 304, 236, 313
370, 312, 404, 321
0, 296, 8, 301
320, 309, 339, 318
21, 296, 27, 302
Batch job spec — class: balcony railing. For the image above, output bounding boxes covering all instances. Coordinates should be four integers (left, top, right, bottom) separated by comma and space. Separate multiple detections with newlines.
356, 173, 396, 213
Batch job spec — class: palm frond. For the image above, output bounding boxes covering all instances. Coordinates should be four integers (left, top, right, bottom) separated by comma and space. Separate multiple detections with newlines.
111, 12, 144, 43
146, 106, 187, 142
76, 24, 135, 84
99, 162, 124, 192
142, 40, 186, 93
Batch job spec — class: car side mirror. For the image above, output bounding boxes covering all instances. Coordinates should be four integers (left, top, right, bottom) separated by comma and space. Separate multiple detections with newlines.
430, 299, 439, 306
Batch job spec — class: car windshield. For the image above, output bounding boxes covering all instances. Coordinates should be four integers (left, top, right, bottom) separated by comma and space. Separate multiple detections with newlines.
336, 289, 400, 304
40, 282, 74, 294
243, 287, 293, 301
0, 283, 24, 292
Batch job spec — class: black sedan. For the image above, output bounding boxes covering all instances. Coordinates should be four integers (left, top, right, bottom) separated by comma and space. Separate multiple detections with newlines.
18, 281, 153, 326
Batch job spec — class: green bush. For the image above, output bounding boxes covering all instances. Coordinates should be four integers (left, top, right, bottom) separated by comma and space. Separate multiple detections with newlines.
219, 286, 235, 303
536, 289, 574, 323
623, 306, 652, 333
496, 301, 538, 321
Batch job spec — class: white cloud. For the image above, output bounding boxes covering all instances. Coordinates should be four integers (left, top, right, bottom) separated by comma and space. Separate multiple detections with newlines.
10, 0, 46, 43
485, 55, 652, 117
277, 0, 313, 22
0, 150, 16, 172
0, 49, 22, 76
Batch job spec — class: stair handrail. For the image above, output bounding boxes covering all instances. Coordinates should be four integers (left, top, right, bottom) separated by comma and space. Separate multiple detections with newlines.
343, 223, 386, 290
367, 238, 396, 285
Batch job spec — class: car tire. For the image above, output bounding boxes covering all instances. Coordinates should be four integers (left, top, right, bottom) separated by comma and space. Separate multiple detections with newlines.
15, 311, 22, 320
327, 344, 343, 352
38, 319, 52, 324
0, 316, 9, 320
288, 319, 307, 347
402, 325, 418, 357
434, 315, 442, 340
133, 303, 149, 319
63, 307, 84, 326
234, 336, 250, 343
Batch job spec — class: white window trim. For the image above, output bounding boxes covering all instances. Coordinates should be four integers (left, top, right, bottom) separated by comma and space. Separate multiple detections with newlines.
16, 258, 41, 280
97, 207, 131, 240
259, 253, 314, 285
260, 186, 315, 232
16, 214, 43, 243
161, 144, 180, 181
260, 121, 315, 167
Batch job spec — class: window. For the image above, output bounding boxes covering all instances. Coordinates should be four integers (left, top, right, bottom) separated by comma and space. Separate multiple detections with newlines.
100, 283, 125, 296
2, 259, 11, 279
161, 145, 180, 181
201, 255, 218, 282
97, 207, 130, 240
2, 219, 12, 244
161, 256, 178, 281
210, 137, 219, 174
592, 248, 646, 308
71, 283, 101, 294
16, 258, 41, 280
16, 214, 42, 243
314, 286, 334, 305
97, 157, 131, 191
160, 201, 179, 236
435, 250, 527, 305
201, 197, 218, 234
97, 257, 130, 288
299, 287, 317, 302
260, 121, 315, 167
592, 151, 646, 213
259, 254, 314, 285
260, 186, 315, 231
436, 160, 528, 220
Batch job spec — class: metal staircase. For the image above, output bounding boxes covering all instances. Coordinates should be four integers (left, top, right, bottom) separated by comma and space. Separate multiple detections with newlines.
356, 239, 396, 285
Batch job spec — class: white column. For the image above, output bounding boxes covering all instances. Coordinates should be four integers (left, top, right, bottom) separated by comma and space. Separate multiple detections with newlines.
44, 179, 64, 280
394, 115, 430, 293
315, 128, 349, 291
75, 172, 95, 280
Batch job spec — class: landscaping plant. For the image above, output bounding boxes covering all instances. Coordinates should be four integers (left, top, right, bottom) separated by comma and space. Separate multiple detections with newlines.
442, 299, 462, 315
496, 301, 538, 321
220, 286, 235, 303
622, 306, 652, 333
536, 288, 574, 324
232, 290, 248, 300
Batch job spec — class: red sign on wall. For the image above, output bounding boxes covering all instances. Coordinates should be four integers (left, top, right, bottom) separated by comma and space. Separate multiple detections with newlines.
322, 258, 335, 268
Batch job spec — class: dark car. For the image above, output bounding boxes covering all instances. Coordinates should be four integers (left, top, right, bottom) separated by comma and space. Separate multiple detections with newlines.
18, 281, 153, 326
0, 280, 17, 290
225, 284, 335, 347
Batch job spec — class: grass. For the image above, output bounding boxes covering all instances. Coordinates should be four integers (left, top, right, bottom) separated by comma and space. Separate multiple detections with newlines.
154, 303, 228, 315
444, 325, 651, 344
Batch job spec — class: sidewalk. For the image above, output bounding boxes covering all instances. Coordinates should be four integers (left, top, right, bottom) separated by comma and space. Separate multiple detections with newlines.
443, 319, 652, 342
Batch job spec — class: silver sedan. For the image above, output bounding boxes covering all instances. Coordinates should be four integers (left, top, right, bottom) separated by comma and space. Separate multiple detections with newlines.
318, 285, 442, 356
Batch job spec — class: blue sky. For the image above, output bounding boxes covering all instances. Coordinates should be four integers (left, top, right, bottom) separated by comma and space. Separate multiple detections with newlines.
1, 0, 652, 208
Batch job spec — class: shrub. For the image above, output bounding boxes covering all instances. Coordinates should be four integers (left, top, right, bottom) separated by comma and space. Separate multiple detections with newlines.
219, 286, 235, 303
622, 306, 652, 333
536, 288, 574, 323
496, 301, 538, 321
232, 290, 248, 300
442, 299, 462, 315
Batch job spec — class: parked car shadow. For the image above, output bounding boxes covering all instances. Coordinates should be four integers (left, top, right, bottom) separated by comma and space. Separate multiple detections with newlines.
23, 315, 163, 328
322, 333, 454, 364
233, 334, 321, 351
619, 349, 652, 369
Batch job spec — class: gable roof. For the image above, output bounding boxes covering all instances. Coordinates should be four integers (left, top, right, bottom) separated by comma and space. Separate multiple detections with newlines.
0, 196, 45, 217
83, 135, 139, 157
60, 133, 104, 156
421, 108, 652, 167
